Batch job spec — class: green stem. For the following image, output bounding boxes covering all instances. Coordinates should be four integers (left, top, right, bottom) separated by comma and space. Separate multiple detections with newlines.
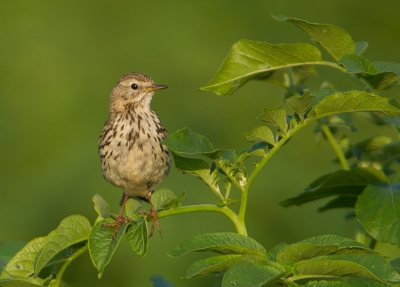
246, 108, 357, 191
225, 180, 232, 200
157, 204, 247, 235
319, 121, 349, 170
213, 159, 247, 233
53, 244, 88, 287
238, 132, 293, 224
247, 131, 294, 191
242, 114, 345, 222
237, 188, 248, 224
214, 160, 245, 193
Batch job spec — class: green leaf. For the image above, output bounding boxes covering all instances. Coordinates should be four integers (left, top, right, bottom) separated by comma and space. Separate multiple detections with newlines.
355, 41, 369, 55
307, 91, 400, 118
276, 235, 372, 264
269, 234, 373, 264
366, 110, 399, 127
384, 115, 400, 129
343, 277, 391, 287
339, 54, 376, 73
185, 254, 264, 278
259, 65, 317, 94
339, 54, 397, 92
277, 244, 339, 263
280, 167, 387, 207
374, 61, 400, 77
389, 98, 400, 109
126, 215, 148, 258
294, 254, 400, 284
149, 275, 175, 287
236, 142, 267, 165
171, 152, 221, 197
124, 197, 143, 218
317, 196, 357, 212
151, 188, 178, 211
258, 107, 288, 133
244, 126, 275, 146
174, 191, 186, 207
222, 261, 287, 287
359, 71, 398, 92
380, 141, 400, 164
217, 155, 245, 181
298, 234, 369, 249
0, 278, 46, 287
310, 89, 341, 106
88, 218, 128, 278
329, 113, 354, 128
162, 128, 224, 159
305, 282, 350, 287
341, 136, 399, 171
267, 243, 288, 262
275, 15, 355, 61
92, 193, 110, 221
2, 237, 45, 278
343, 136, 392, 160
48, 278, 73, 287
34, 215, 91, 276
168, 233, 267, 258
289, 65, 318, 86
220, 149, 237, 164
356, 183, 400, 247
286, 93, 314, 120
390, 257, 400, 274
201, 40, 322, 95
294, 259, 379, 280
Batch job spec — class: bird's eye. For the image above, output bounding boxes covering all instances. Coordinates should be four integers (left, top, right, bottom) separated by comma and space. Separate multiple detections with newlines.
131, 83, 138, 90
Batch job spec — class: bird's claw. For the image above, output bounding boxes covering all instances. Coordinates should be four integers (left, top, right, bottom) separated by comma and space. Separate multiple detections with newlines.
143, 207, 162, 238
102, 215, 132, 240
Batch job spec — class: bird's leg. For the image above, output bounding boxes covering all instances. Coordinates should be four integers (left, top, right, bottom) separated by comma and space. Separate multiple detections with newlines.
102, 194, 131, 240
145, 192, 162, 238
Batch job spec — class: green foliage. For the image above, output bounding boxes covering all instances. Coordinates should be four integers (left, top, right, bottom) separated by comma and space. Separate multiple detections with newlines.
356, 184, 400, 247
162, 127, 224, 159
0, 215, 90, 287
168, 233, 267, 257
274, 15, 356, 61
2, 15, 400, 287
89, 218, 129, 278
280, 167, 387, 208
201, 41, 323, 96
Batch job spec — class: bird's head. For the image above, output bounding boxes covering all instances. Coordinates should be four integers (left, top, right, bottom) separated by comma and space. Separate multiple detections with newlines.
109, 72, 167, 113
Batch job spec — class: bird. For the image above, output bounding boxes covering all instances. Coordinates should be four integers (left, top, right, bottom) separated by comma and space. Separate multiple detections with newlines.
98, 72, 170, 239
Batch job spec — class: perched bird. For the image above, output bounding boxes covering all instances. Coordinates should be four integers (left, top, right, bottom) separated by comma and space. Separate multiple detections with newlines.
98, 72, 170, 239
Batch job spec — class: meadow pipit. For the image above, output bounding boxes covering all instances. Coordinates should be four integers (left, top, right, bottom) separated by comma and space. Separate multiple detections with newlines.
98, 72, 170, 239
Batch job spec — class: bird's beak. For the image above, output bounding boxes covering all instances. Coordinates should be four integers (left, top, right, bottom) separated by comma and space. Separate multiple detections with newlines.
145, 84, 168, 92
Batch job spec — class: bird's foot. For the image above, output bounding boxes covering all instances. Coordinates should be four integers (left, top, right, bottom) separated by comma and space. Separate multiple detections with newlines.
102, 215, 132, 240
144, 206, 162, 238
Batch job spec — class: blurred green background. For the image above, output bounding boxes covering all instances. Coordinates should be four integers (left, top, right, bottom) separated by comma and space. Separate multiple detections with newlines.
1, 1, 400, 286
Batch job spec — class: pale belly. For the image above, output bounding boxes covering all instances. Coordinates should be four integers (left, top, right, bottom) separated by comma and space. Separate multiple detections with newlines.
104, 142, 170, 197
99, 113, 170, 197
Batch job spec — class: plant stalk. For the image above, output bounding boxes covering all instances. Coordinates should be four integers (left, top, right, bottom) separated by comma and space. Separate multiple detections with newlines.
242, 114, 351, 223
157, 204, 247, 235
319, 121, 349, 170
53, 244, 88, 287
214, 160, 245, 193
